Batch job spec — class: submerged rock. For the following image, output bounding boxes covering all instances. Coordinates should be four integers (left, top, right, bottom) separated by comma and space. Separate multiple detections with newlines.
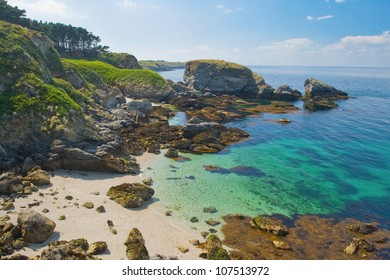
17, 210, 56, 243
165, 148, 179, 158
349, 223, 378, 235
107, 183, 154, 208
124, 228, 150, 260
252, 216, 289, 236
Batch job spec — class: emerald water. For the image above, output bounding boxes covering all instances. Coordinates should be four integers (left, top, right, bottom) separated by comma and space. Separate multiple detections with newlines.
146, 66, 390, 231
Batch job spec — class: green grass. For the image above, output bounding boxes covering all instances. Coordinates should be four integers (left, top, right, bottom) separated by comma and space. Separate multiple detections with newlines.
188, 59, 248, 71
139, 60, 185, 71
63, 59, 168, 88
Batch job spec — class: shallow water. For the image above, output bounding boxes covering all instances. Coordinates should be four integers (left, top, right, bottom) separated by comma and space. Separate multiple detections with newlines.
154, 66, 390, 231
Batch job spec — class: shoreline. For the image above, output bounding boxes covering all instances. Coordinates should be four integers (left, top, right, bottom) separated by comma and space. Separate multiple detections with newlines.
4, 153, 202, 260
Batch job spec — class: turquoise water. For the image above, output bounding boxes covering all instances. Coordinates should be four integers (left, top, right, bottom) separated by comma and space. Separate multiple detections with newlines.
150, 67, 390, 230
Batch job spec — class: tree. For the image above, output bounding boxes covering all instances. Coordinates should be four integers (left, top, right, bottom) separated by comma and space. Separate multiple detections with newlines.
0, 0, 27, 25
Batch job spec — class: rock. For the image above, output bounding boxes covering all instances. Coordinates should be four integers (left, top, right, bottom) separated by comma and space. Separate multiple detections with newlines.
88, 241, 108, 255
65, 196, 73, 201
124, 228, 150, 260
190, 217, 199, 223
344, 241, 358, 255
305, 78, 348, 99
2, 202, 14, 211
304, 98, 338, 111
0, 173, 23, 195
201, 231, 210, 239
278, 118, 292, 124
2, 254, 30, 260
0, 215, 10, 222
126, 99, 154, 115
203, 207, 217, 214
189, 240, 200, 246
209, 229, 218, 234
206, 219, 221, 227
96, 205, 106, 213
177, 245, 189, 254
17, 210, 56, 243
252, 216, 289, 236
142, 178, 153, 186
273, 85, 302, 101
58, 215, 66, 221
40, 239, 99, 260
204, 235, 231, 260
219, 128, 249, 145
83, 202, 94, 209
184, 59, 270, 97
21, 157, 37, 174
23, 167, 51, 187
349, 222, 378, 235
273, 240, 291, 250
165, 211, 173, 216
42, 209, 50, 213
183, 122, 227, 139
107, 183, 154, 208
165, 148, 179, 158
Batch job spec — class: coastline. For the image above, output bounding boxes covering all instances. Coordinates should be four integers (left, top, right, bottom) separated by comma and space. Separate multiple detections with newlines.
6, 153, 202, 260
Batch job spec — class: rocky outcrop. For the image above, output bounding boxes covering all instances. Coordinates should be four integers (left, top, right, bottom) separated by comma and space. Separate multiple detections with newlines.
124, 228, 150, 260
17, 210, 56, 243
184, 59, 272, 97
0, 173, 23, 195
252, 216, 289, 236
273, 85, 302, 101
107, 183, 154, 208
201, 235, 231, 260
305, 78, 348, 99
40, 238, 100, 260
22, 167, 51, 187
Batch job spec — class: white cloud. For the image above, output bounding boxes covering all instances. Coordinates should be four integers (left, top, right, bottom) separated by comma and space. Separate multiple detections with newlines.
317, 15, 334, 21
325, 31, 390, 51
118, 0, 158, 9
334, 0, 346, 3
8, 0, 84, 19
255, 38, 314, 53
307, 15, 334, 21
216, 3, 242, 14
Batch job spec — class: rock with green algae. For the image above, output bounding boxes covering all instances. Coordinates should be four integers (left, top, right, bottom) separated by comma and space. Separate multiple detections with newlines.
204, 235, 231, 260
124, 228, 150, 260
252, 216, 289, 236
87, 241, 108, 255
39, 238, 100, 260
304, 78, 348, 99
107, 183, 154, 208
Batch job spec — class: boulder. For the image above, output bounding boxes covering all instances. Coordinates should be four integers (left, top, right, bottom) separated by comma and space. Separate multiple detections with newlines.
0, 173, 23, 195
87, 241, 108, 255
23, 167, 51, 187
349, 222, 378, 235
124, 228, 150, 260
17, 210, 56, 243
252, 216, 289, 236
107, 183, 154, 208
183, 122, 227, 139
203, 235, 230, 260
304, 97, 338, 111
165, 148, 179, 158
40, 239, 99, 260
304, 78, 348, 99
126, 99, 154, 115
273, 85, 302, 101
184, 59, 270, 97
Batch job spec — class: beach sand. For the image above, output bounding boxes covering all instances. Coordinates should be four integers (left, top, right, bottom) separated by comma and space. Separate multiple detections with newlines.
5, 153, 202, 260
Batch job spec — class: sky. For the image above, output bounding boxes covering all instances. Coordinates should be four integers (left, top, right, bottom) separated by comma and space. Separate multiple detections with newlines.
7, 0, 390, 67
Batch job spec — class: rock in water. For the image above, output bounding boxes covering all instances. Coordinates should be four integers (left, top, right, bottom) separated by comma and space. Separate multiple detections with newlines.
165, 148, 179, 158
23, 167, 51, 187
349, 222, 378, 235
107, 183, 154, 208
252, 216, 289, 236
17, 210, 56, 243
273, 85, 302, 101
304, 78, 348, 99
184, 59, 272, 97
124, 228, 150, 260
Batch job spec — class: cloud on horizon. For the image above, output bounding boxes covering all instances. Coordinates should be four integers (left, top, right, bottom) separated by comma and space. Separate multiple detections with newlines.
118, 0, 158, 9
307, 15, 334, 21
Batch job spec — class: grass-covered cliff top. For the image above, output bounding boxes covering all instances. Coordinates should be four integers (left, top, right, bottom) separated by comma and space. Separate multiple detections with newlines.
187, 59, 249, 71
64, 59, 168, 88
139, 60, 185, 71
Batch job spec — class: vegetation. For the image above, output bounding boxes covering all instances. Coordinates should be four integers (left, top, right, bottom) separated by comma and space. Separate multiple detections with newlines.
139, 60, 185, 71
99, 52, 141, 69
0, 0, 108, 57
64, 59, 168, 88
189, 59, 248, 71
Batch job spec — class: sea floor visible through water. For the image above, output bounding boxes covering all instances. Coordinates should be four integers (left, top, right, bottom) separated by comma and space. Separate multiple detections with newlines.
149, 66, 390, 236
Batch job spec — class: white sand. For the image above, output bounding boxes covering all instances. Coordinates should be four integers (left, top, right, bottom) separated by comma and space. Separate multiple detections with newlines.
5, 153, 202, 260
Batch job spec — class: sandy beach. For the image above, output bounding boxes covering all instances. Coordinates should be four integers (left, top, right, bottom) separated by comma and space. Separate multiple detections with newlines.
4, 153, 202, 260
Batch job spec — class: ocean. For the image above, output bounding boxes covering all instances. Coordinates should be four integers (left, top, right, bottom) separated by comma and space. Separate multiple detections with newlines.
146, 66, 390, 233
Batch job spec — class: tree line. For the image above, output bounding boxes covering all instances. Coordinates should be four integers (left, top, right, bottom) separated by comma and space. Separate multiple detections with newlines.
0, 0, 109, 57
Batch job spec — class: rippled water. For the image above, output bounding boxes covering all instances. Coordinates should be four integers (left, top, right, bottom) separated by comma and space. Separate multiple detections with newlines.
150, 66, 390, 231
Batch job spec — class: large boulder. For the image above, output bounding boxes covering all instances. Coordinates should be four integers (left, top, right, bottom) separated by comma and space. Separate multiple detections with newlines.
107, 183, 154, 208
23, 167, 51, 187
17, 210, 56, 243
184, 59, 271, 97
182, 122, 227, 139
124, 228, 150, 260
273, 85, 302, 101
304, 78, 348, 99
126, 99, 154, 115
0, 173, 24, 195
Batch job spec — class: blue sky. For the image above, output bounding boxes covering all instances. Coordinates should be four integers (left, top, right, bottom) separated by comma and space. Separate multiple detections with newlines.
8, 0, 390, 67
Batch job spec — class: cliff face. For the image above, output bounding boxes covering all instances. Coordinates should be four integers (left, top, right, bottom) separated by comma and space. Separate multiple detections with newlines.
184, 59, 267, 96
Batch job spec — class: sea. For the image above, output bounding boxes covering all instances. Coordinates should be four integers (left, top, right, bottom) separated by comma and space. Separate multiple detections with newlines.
144, 66, 390, 233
